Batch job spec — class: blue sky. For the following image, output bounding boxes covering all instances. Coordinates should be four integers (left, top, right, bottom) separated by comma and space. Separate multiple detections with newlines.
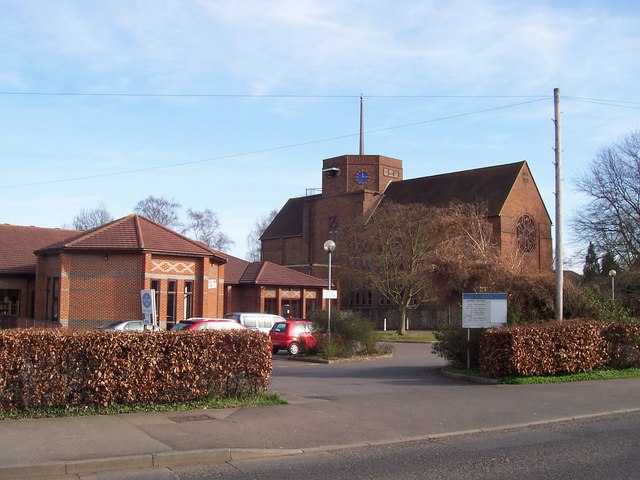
2, 0, 639, 267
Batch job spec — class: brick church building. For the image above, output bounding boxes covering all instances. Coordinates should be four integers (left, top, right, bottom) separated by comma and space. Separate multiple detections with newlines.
1, 215, 326, 329
260, 154, 552, 326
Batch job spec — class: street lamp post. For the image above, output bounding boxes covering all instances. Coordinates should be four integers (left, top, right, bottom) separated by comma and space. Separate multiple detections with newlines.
323, 240, 336, 334
609, 269, 617, 302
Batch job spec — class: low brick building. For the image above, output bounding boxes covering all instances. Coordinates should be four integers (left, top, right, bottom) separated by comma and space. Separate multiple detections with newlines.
224, 256, 326, 319
0, 224, 77, 320
34, 215, 227, 329
1, 215, 330, 329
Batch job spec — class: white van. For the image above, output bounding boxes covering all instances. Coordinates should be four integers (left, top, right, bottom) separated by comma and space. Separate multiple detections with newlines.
224, 312, 286, 333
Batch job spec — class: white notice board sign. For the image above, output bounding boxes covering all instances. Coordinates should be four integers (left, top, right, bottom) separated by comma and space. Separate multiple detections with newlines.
462, 293, 507, 328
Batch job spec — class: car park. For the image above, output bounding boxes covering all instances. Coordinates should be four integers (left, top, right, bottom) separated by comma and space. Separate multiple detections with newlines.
170, 318, 248, 331
97, 320, 158, 332
269, 320, 319, 355
224, 312, 286, 333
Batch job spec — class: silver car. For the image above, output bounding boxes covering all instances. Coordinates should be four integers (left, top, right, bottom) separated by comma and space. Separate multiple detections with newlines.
97, 320, 158, 332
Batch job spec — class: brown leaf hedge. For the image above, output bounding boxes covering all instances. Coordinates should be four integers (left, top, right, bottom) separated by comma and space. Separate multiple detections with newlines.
480, 320, 640, 378
0, 329, 272, 412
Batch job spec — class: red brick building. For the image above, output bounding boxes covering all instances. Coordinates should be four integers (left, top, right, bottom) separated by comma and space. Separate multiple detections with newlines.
1, 215, 329, 329
33, 215, 227, 329
0, 224, 77, 319
261, 154, 553, 325
224, 256, 326, 319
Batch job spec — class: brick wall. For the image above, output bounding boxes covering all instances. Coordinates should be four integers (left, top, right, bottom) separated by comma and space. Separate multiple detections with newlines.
34, 251, 224, 328
498, 164, 553, 273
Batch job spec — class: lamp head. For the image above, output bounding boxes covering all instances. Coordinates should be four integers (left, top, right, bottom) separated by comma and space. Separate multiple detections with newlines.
323, 240, 336, 253
609, 269, 617, 277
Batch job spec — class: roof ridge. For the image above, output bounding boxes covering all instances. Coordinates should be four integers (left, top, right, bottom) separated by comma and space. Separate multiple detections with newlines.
252, 262, 268, 284
133, 215, 144, 249
133, 215, 228, 262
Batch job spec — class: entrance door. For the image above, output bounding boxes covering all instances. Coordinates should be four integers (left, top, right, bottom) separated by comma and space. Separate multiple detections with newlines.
281, 299, 301, 319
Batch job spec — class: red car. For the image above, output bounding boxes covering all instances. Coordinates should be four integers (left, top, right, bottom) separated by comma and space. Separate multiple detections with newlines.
269, 320, 319, 355
170, 318, 248, 331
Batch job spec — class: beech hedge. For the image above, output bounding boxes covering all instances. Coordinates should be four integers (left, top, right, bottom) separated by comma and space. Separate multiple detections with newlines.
479, 320, 640, 378
0, 329, 272, 412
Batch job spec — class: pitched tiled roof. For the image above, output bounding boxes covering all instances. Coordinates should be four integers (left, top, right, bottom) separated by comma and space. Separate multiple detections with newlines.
261, 196, 314, 240
224, 256, 251, 284
262, 161, 527, 239
224, 255, 326, 287
382, 161, 526, 217
0, 224, 78, 275
35, 215, 227, 262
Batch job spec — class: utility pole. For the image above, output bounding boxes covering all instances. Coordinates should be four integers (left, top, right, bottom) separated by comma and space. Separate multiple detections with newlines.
554, 88, 563, 321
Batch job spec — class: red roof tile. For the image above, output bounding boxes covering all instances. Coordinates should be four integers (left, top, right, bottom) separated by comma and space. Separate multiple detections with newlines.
224, 256, 251, 284
0, 224, 77, 275
224, 255, 326, 287
35, 215, 227, 262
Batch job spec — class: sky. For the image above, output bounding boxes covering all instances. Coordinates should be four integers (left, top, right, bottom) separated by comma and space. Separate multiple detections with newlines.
2, 0, 639, 268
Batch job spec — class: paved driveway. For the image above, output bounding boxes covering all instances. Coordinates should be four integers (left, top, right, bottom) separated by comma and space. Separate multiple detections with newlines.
269, 342, 452, 400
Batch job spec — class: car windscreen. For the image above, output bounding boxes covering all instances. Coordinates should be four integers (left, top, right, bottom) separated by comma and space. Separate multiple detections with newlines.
171, 322, 194, 331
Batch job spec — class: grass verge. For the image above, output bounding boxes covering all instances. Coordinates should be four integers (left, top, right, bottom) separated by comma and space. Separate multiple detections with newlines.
500, 368, 640, 384
0, 391, 286, 420
376, 331, 436, 343
445, 366, 640, 384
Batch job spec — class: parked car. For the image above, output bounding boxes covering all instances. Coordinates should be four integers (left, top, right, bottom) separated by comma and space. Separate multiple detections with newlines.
224, 312, 285, 333
269, 320, 319, 355
170, 318, 248, 331
97, 320, 158, 332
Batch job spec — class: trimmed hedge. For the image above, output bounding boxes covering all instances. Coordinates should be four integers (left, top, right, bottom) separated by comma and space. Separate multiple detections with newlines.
0, 329, 272, 412
480, 320, 640, 378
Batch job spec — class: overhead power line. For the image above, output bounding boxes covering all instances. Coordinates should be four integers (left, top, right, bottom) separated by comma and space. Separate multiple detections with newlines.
0, 90, 551, 99
8, 98, 547, 189
564, 96, 640, 110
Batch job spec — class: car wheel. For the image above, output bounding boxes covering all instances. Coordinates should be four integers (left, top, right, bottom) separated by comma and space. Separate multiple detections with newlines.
272, 347, 279, 354
288, 342, 301, 355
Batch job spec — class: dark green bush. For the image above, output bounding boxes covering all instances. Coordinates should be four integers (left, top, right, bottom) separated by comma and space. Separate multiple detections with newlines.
311, 310, 378, 357
432, 327, 484, 368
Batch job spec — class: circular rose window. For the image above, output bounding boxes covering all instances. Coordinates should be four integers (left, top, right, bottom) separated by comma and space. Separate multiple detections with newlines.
516, 215, 536, 253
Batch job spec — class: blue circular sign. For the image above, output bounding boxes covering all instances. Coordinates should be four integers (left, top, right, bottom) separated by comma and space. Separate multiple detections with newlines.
142, 292, 152, 308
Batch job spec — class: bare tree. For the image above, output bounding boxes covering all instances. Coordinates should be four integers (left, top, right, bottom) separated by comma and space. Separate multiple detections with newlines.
134, 196, 182, 230
432, 201, 505, 303
246, 209, 278, 261
342, 202, 442, 335
184, 208, 234, 252
71, 204, 114, 231
572, 130, 640, 270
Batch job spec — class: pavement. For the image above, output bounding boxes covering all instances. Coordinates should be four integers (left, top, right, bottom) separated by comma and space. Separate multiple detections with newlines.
1, 342, 640, 479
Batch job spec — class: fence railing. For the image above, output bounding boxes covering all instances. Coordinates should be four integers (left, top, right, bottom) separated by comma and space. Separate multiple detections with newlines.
0, 315, 62, 329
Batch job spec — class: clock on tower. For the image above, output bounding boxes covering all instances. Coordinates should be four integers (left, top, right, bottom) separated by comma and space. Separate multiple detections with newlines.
355, 170, 370, 185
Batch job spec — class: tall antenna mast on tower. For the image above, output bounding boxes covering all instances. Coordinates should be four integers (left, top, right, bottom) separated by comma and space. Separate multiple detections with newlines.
359, 94, 364, 155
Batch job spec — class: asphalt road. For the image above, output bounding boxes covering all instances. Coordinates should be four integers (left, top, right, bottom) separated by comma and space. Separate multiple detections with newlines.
80, 412, 640, 480
37, 343, 640, 479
